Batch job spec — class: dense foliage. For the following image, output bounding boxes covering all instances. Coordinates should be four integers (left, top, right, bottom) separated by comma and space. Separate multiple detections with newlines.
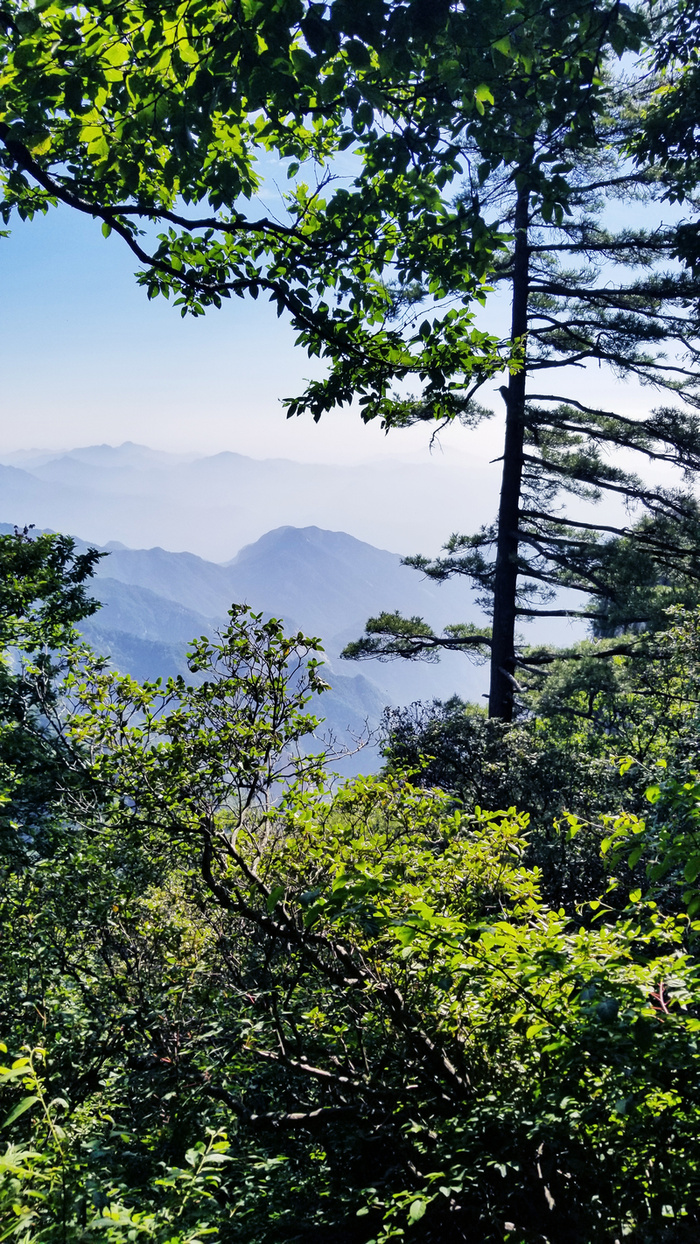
0, 526, 102, 860
4, 3, 700, 1239
2, 535, 700, 1243
379, 606, 700, 903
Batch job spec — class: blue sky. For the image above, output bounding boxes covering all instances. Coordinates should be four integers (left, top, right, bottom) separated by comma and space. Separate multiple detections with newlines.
0, 191, 685, 473
0, 203, 490, 464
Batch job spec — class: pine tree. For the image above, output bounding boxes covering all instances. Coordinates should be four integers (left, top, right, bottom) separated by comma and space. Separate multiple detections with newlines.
343, 8, 700, 718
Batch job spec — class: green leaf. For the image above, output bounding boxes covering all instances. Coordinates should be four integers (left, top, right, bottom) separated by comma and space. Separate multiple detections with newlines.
267, 884, 285, 912
2, 1096, 40, 1129
408, 1199, 426, 1222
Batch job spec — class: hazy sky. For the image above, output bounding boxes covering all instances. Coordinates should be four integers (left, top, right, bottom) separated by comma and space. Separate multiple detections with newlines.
0, 197, 679, 470
0, 204, 496, 465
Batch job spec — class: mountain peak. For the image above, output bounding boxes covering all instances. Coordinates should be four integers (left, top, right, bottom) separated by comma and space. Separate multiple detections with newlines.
228, 525, 389, 568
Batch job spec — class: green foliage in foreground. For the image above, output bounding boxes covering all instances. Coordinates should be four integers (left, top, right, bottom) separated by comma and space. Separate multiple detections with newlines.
381, 610, 700, 908
0, 526, 102, 859
2, 534, 700, 1242
4, 775, 700, 1244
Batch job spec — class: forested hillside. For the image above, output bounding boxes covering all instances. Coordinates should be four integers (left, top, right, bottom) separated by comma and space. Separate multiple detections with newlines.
3, 1, 700, 1242
2, 527, 700, 1244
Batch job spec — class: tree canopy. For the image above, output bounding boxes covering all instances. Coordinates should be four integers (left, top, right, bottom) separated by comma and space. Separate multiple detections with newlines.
4, 0, 700, 722
8, 1, 700, 715
0, 0, 509, 404
0, 526, 101, 860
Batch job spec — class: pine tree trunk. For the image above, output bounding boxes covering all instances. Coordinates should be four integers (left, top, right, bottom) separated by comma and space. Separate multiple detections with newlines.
488, 182, 530, 721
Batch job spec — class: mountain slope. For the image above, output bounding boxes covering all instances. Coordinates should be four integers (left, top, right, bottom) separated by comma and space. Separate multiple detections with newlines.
0, 521, 486, 772
85, 525, 486, 705
88, 577, 218, 644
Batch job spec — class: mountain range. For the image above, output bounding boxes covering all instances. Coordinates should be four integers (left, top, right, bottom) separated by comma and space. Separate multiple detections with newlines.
0, 515, 490, 773
80, 523, 488, 705
0, 441, 499, 562
0, 443, 587, 771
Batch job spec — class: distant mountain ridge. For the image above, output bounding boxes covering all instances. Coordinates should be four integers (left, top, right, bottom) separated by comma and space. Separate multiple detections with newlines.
0, 520, 489, 772
0, 440, 498, 561
81, 524, 485, 706
0, 443, 589, 772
